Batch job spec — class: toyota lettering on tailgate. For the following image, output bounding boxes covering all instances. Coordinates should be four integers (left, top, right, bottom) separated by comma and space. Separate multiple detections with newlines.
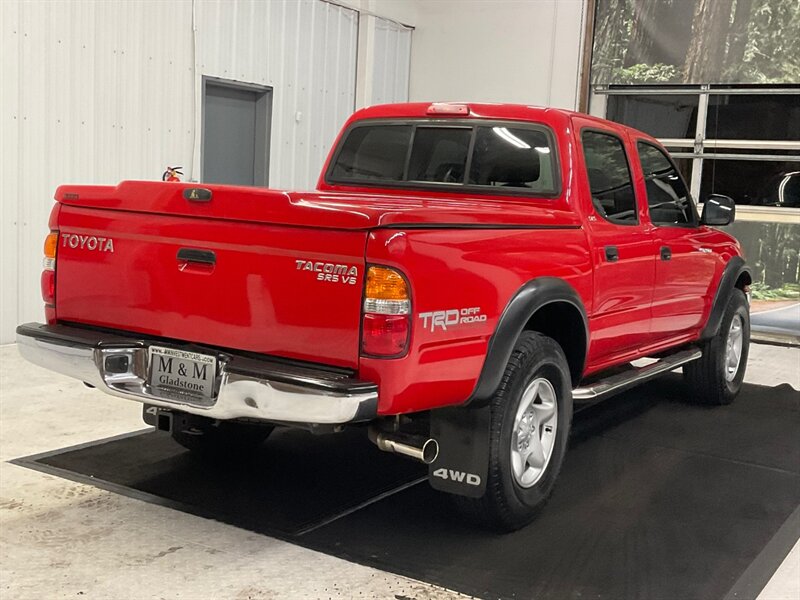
62, 233, 115, 253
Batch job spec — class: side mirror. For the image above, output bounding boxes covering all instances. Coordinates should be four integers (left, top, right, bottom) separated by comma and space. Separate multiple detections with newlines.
701, 194, 736, 226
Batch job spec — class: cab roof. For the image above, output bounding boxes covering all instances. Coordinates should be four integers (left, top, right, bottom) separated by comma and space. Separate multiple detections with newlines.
346, 102, 658, 144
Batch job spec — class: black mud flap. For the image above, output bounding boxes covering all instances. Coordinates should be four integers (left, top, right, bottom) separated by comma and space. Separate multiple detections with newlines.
429, 406, 491, 498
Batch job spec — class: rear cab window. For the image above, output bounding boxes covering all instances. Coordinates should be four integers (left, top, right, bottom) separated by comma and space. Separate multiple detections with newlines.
327, 120, 560, 197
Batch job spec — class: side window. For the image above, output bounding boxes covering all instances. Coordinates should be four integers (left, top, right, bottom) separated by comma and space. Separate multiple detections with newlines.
637, 142, 696, 226
581, 131, 638, 224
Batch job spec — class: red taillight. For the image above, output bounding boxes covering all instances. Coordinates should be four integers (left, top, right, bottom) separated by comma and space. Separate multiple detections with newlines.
41, 270, 55, 305
41, 231, 58, 306
361, 266, 411, 358
362, 314, 409, 356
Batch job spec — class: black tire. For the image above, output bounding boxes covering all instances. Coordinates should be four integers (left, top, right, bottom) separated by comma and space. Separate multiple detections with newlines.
684, 288, 750, 405
171, 420, 273, 458
454, 332, 573, 532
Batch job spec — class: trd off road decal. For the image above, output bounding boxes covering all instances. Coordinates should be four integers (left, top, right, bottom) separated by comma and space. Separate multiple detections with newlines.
419, 307, 487, 332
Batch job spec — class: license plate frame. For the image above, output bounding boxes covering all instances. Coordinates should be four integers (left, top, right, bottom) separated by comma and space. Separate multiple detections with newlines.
147, 345, 218, 403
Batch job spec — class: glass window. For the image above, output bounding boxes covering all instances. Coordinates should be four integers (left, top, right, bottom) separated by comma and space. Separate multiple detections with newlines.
581, 131, 638, 224
706, 95, 800, 141
407, 127, 471, 183
329, 125, 412, 181
637, 142, 696, 225
327, 121, 559, 195
606, 95, 699, 139
468, 127, 553, 191
700, 160, 800, 207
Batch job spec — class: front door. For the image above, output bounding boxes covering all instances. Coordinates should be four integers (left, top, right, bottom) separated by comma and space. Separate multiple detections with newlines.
634, 141, 717, 342
576, 124, 656, 369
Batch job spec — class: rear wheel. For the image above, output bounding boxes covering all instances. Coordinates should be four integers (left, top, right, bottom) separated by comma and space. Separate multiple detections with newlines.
454, 332, 572, 532
684, 288, 750, 405
171, 419, 273, 457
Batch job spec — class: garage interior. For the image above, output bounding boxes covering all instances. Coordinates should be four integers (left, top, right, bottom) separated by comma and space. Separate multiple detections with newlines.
1, 1, 798, 599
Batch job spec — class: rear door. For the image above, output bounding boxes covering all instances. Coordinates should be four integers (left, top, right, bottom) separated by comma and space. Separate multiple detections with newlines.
634, 141, 717, 342
575, 122, 656, 367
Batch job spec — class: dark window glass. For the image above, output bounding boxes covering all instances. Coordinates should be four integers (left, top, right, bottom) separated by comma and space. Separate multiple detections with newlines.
581, 131, 638, 224
669, 156, 693, 183
700, 160, 800, 207
606, 95, 699, 139
706, 95, 800, 141
468, 127, 554, 191
407, 127, 471, 183
330, 125, 412, 181
638, 143, 695, 225
327, 122, 559, 195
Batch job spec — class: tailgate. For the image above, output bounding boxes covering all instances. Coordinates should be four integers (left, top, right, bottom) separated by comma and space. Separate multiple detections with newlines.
55, 205, 366, 369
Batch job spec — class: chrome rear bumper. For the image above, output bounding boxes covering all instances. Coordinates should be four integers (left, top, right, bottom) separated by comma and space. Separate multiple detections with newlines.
16, 323, 378, 425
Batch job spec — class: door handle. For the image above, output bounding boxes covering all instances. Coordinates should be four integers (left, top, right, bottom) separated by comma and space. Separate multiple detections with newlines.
660, 246, 672, 261
177, 248, 216, 265
177, 248, 216, 274
605, 246, 619, 262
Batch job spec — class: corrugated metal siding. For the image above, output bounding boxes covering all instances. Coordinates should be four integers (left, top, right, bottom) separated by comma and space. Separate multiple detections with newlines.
0, 0, 361, 343
370, 18, 412, 105
195, 0, 358, 189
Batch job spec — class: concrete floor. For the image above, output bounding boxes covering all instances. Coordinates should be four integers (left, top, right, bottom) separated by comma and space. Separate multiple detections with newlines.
1, 342, 798, 600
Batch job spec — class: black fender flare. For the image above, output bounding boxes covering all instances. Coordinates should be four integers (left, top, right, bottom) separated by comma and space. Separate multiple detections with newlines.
466, 277, 589, 405
700, 256, 752, 342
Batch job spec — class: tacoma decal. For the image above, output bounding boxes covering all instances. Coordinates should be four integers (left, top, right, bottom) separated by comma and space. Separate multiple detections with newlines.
419, 307, 486, 332
295, 259, 359, 285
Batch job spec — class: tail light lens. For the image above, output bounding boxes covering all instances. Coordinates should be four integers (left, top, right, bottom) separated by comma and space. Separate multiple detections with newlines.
41, 271, 56, 305
361, 266, 410, 357
41, 231, 58, 305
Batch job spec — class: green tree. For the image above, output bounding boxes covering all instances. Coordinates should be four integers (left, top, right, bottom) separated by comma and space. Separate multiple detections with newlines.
684, 0, 735, 82
730, 0, 800, 83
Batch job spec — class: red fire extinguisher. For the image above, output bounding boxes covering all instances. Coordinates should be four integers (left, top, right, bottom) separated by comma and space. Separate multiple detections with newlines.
162, 166, 183, 182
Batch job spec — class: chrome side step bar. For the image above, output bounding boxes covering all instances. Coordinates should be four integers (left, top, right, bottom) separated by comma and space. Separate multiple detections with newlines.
573, 347, 702, 402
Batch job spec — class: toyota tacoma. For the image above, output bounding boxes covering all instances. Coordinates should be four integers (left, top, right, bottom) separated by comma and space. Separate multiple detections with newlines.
17, 102, 751, 531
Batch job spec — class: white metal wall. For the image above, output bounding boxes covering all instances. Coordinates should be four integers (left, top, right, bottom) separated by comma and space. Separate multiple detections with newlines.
369, 18, 412, 105
0, 0, 364, 343
408, 0, 585, 109
194, 0, 358, 189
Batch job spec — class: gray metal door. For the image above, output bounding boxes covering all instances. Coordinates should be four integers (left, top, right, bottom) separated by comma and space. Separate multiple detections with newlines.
203, 80, 271, 187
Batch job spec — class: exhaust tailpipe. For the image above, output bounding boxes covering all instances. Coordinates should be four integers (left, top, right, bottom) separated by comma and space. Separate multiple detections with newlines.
369, 427, 439, 465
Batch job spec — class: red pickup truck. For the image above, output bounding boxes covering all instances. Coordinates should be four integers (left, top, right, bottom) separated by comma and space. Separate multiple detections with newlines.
18, 103, 751, 531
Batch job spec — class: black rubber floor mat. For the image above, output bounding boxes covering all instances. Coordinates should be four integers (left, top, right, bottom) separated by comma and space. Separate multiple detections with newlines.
300, 379, 800, 600
15, 378, 800, 600
21, 427, 425, 536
